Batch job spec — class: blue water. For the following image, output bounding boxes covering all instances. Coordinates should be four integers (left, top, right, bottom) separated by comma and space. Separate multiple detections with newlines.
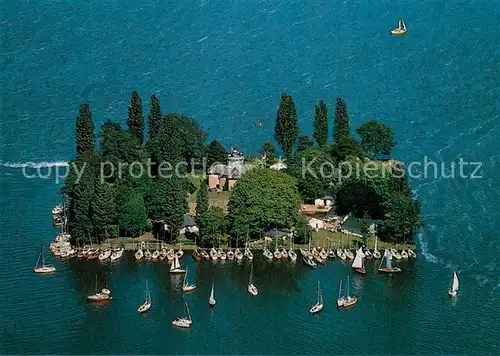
1, 0, 499, 353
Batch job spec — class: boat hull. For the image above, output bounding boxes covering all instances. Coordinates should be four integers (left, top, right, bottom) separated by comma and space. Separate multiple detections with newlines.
183, 285, 197, 292
169, 269, 186, 274
355, 268, 366, 275
309, 303, 324, 314
448, 289, 458, 298
138, 302, 151, 313
378, 267, 402, 273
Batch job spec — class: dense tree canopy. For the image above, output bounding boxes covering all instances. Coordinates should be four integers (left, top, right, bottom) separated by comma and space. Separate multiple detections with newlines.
228, 168, 301, 239
329, 135, 364, 163
297, 135, 314, 152
313, 100, 328, 147
196, 179, 209, 219
75, 104, 95, 155
205, 140, 228, 169
92, 181, 117, 239
274, 93, 299, 158
148, 94, 162, 142
333, 97, 350, 142
198, 207, 227, 247
118, 190, 148, 236
261, 141, 277, 165
356, 120, 396, 157
127, 91, 145, 145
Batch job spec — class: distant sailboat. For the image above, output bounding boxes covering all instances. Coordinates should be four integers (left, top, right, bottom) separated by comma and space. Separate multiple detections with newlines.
341, 276, 357, 308
336, 279, 345, 307
182, 268, 196, 292
448, 271, 459, 298
137, 280, 152, 313
390, 19, 408, 35
169, 255, 186, 274
209, 281, 216, 307
87, 275, 112, 302
172, 301, 192, 328
352, 247, 366, 274
34, 246, 56, 274
248, 264, 258, 296
309, 281, 324, 314
378, 249, 402, 273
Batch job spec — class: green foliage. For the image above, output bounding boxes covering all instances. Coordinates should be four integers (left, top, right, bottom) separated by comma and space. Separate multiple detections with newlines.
75, 104, 95, 155
196, 179, 209, 219
92, 181, 116, 240
333, 97, 350, 142
313, 100, 328, 147
148, 94, 162, 142
379, 193, 422, 242
293, 215, 311, 244
261, 141, 277, 165
359, 218, 370, 245
127, 91, 144, 145
274, 93, 299, 158
198, 207, 227, 247
287, 147, 335, 203
297, 135, 314, 152
117, 190, 147, 237
205, 140, 228, 169
356, 120, 395, 157
329, 135, 364, 163
227, 168, 301, 238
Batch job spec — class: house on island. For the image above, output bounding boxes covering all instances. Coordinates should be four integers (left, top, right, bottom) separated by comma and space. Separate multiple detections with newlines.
208, 147, 244, 191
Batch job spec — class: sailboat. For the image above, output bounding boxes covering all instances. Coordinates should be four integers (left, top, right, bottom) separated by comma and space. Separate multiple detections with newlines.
200, 249, 210, 260
273, 238, 282, 260
288, 236, 297, 262
169, 254, 186, 273
337, 248, 346, 260
340, 276, 357, 308
336, 279, 345, 307
182, 268, 197, 292
373, 236, 381, 259
135, 245, 144, 260
309, 281, 324, 314
34, 246, 56, 273
390, 248, 402, 260
378, 249, 402, 273
208, 281, 216, 307
227, 246, 235, 260
352, 247, 366, 274
390, 19, 407, 35
137, 280, 152, 313
87, 275, 112, 302
98, 249, 111, 261
401, 250, 409, 259
448, 271, 459, 298
110, 247, 124, 261
247, 264, 258, 296
210, 247, 218, 261
172, 301, 192, 328
407, 249, 417, 258
167, 249, 175, 261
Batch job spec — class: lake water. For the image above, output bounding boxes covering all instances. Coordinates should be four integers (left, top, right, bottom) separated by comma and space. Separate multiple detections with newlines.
1, 0, 499, 353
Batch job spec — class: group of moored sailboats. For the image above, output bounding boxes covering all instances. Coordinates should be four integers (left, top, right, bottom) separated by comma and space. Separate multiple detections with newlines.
309, 276, 357, 313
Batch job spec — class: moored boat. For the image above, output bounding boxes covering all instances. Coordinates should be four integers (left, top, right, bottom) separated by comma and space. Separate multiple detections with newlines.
408, 249, 417, 258
209, 281, 216, 307
401, 250, 409, 259
172, 301, 192, 328
378, 249, 402, 273
390, 19, 407, 36
303, 255, 317, 268
169, 255, 186, 274
448, 271, 459, 298
352, 247, 366, 274
135, 248, 144, 261
110, 248, 124, 262
182, 268, 196, 292
309, 280, 324, 314
390, 248, 402, 260
137, 280, 152, 313
99, 249, 112, 261
247, 264, 258, 296
34, 246, 56, 274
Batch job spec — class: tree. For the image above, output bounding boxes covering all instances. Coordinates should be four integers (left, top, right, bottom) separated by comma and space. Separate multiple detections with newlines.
196, 179, 209, 219
356, 120, 396, 157
297, 135, 314, 152
313, 100, 328, 146
336, 179, 386, 220
293, 215, 312, 245
381, 193, 422, 242
333, 97, 350, 142
227, 168, 301, 238
163, 176, 188, 240
359, 217, 370, 245
75, 104, 95, 155
148, 94, 162, 142
260, 141, 277, 165
287, 147, 336, 203
198, 207, 227, 247
92, 181, 117, 240
205, 140, 227, 169
127, 91, 144, 145
274, 93, 299, 158
118, 191, 147, 237
329, 135, 364, 163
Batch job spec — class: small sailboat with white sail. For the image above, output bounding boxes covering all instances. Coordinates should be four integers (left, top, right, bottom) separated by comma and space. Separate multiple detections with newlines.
352, 247, 366, 274
247, 264, 258, 296
182, 268, 196, 292
448, 271, 459, 298
137, 280, 152, 313
378, 249, 401, 273
390, 248, 402, 260
309, 281, 324, 314
34, 246, 56, 274
208, 281, 216, 307
390, 19, 407, 36
169, 254, 186, 274
172, 301, 192, 328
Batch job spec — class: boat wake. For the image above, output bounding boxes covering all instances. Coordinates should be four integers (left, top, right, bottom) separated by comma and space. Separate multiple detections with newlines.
1, 161, 69, 168
415, 230, 439, 264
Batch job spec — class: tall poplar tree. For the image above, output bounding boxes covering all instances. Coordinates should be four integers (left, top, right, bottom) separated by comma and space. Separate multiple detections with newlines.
196, 179, 209, 220
274, 93, 299, 158
92, 181, 117, 240
313, 100, 328, 147
127, 91, 144, 145
148, 94, 162, 142
333, 97, 350, 142
75, 104, 95, 155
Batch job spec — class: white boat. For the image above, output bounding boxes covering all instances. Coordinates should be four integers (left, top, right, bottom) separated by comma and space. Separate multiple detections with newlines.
288, 249, 297, 262
263, 248, 273, 260
98, 249, 112, 261
200, 249, 210, 260
352, 247, 366, 274
401, 250, 409, 259
327, 249, 336, 258
244, 247, 253, 260
390, 248, 402, 260
110, 248, 124, 261
378, 249, 402, 273
167, 249, 175, 261
339, 276, 357, 308
281, 249, 288, 259
337, 248, 346, 260
408, 249, 417, 258
309, 280, 324, 314
303, 255, 317, 268
336, 279, 345, 307
227, 248, 234, 260
172, 301, 192, 328
234, 248, 244, 261
34, 246, 56, 274
159, 248, 167, 260
135, 248, 144, 260
373, 237, 381, 259
363, 248, 373, 259
209, 281, 216, 307
137, 280, 152, 313
182, 268, 197, 292
144, 249, 152, 260
273, 248, 282, 260
175, 249, 184, 259
319, 248, 328, 260
210, 248, 218, 261
345, 249, 354, 260
248, 264, 258, 296
448, 271, 459, 298
152, 249, 160, 260
390, 19, 407, 36
87, 275, 112, 302
169, 255, 186, 274
217, 248, 223, 258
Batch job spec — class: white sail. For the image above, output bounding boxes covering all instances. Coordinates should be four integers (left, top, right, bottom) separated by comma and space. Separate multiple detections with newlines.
385, 249, 392, 268
183, 269, 187, 287
174, 255, 181, 269
451, 272, 459, 292
352, 248, 365, 269
170, 257, 176, 271
209, 282, 215, 303
402, 20, 406, 30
